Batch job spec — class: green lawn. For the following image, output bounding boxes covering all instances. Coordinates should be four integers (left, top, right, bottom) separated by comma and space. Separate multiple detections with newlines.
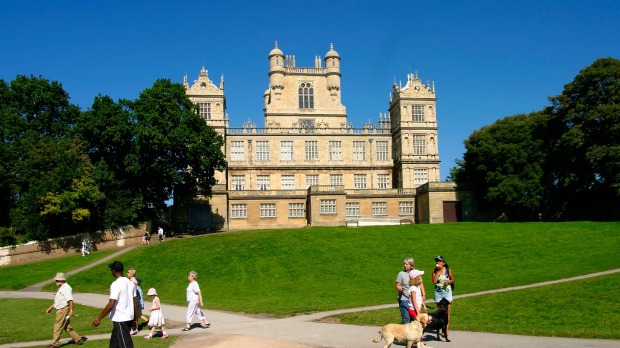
2, 222, 619, 341
0, 298, 179, 346
331, 271, 620, 339
0, 249, 119, 290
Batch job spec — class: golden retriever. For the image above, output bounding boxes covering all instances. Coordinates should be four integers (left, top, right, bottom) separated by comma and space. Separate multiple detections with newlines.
372, 313, 429, 348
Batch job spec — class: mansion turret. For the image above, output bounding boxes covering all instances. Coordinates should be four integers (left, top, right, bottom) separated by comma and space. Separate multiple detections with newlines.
174, 43, 467, 231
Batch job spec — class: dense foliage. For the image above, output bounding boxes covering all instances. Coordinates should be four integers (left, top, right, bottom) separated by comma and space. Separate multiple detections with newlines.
451, 58, 620, 221
0, 76, 226, 244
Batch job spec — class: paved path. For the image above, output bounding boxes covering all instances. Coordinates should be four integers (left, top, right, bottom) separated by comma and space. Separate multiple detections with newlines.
2, 253, 619, 348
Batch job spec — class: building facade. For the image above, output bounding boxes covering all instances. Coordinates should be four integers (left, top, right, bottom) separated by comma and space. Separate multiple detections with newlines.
174, 43, 467, 231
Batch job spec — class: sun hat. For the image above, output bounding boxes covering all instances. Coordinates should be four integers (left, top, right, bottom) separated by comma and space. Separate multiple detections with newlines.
409, 269, 425, 279
54, 272, 67, 282
435, 255, 445, 262
147, 288, 157, 296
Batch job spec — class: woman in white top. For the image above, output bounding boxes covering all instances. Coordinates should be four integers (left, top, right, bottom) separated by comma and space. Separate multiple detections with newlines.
182, 271, 211, 331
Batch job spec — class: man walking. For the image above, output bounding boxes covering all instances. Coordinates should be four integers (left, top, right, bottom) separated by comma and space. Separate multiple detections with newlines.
46, 272, 82, 347
92, 260, 138, 348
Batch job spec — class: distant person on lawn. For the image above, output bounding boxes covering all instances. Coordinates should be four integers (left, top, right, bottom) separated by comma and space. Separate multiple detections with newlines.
45, 272, 83, 347
92, 260, 138, 348
182, 271, 211, 331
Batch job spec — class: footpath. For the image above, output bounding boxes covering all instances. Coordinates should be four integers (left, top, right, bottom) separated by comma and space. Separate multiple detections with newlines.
1, 247, 619, 348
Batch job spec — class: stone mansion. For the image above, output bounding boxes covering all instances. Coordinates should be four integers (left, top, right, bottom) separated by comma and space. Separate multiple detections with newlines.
172, 43, 469, 231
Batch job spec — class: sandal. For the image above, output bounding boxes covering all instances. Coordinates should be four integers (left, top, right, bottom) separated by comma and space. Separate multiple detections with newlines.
201, 323, 211, 328
181, 327, 190, 332
162, 333, 168, 338
144, 335, 152, 339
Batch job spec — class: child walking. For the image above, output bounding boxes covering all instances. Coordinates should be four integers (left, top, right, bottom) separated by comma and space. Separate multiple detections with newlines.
407, 269, 427, 320
144, 288, 167, 339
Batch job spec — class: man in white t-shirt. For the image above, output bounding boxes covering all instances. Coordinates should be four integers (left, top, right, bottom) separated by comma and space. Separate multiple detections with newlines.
92, 260, 137, 347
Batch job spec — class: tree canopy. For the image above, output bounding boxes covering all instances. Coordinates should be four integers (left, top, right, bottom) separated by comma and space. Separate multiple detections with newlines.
0, 76, 226, 244
451, 57, 620, 221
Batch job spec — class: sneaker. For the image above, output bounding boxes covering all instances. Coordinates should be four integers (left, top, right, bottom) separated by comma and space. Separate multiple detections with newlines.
144, 335, 152, 339
162, 333, 168, 339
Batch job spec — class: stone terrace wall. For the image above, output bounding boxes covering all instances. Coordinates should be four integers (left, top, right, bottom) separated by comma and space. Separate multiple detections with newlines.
0, 223, 147, 267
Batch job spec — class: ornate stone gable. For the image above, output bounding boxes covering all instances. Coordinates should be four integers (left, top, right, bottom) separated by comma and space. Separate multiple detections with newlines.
185, 66, 224, 95
395, 72, 435, 99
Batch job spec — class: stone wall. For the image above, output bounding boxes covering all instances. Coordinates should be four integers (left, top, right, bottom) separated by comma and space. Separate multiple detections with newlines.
0, 223, 147, 267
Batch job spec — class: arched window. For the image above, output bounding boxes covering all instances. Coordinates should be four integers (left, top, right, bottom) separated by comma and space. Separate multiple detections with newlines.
298, 82, 314, 109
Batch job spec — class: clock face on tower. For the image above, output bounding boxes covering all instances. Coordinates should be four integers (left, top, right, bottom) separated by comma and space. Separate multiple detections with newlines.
414, 86, 420, 91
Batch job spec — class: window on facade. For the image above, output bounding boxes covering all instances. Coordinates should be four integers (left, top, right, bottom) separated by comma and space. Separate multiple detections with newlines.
353, 141, 366, 161
330, 174, 343, 188
413, 168, 428, 185
198, 102, 211, 120
412, 105, 425, 122
306, 174, 319, 188
412, 135, 426, 155
329, 141, 342, 161
305, 141, 318, 161
231, 141, 245, 161
288, 203, 305, 218
280, 141, 294, 161
256, 141, 270, 161
320, 199, 337, 214
376, 141, 389, 161
354, 174, 367, 189
372, 202, 387, 216
298, 82, 314, 109
377, 174, 390, 189
231, 204, 247, 219
399, 201, 414, 215
260, 203, 276, 218
231, 175, 245, 191
281, 175, 295, 190
257, 175, 270, 190
346, 202, 360, 217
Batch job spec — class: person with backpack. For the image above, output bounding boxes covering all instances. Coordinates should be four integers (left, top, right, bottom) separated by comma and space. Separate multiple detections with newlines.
432, 255, 454, 338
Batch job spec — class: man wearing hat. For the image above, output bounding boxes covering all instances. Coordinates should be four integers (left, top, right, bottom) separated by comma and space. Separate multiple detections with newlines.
45, 272, 83, 347
92, 260, 138, 348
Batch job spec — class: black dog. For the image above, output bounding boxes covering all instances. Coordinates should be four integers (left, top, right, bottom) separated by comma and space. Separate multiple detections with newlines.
424, 298, 450, 342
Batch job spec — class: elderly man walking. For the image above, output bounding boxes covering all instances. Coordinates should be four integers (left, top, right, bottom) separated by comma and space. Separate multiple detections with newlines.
45, 272, 83, 347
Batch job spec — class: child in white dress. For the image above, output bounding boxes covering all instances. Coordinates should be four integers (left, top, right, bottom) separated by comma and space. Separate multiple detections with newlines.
407, 269, 427, 320
144, 288, 167, 339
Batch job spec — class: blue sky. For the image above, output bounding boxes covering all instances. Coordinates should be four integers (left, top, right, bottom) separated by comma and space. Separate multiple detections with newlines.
2, 1, 619, 180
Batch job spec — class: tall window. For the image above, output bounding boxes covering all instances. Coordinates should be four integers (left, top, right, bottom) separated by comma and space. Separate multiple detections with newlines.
320, 199, 337, 214
372, 202, 387, 216
281, 175, 295, 190
376, 141, 389, 161
198, 102, 211, 120
231, 204, 247, 219
346, 202, 360, 217
353, 141, 366, 161
298, 82, 314, 109
329, 141, 342, 161
305, 141, 318, 161
256, 141, 270, 161
288, 203, 305, 218
257, 175, 270, 190
377, 174, 390, 189
399, 201, 414, 215
260, 203, 276, 218
280, 141, 294, 161
330, 174, 343, 188
231, 175, 245, 191
414, 168, 428, 185
354, 174, 367, 189
306, 174, 319, 188
412, 135, 426, 155
231, 141, 245, 161
412, 105, 425, 122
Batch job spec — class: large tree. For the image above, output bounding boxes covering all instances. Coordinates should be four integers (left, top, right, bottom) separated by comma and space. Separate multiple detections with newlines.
545, 57, 620, 219
450, 112, 548, 221
130, 79, 226, 213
